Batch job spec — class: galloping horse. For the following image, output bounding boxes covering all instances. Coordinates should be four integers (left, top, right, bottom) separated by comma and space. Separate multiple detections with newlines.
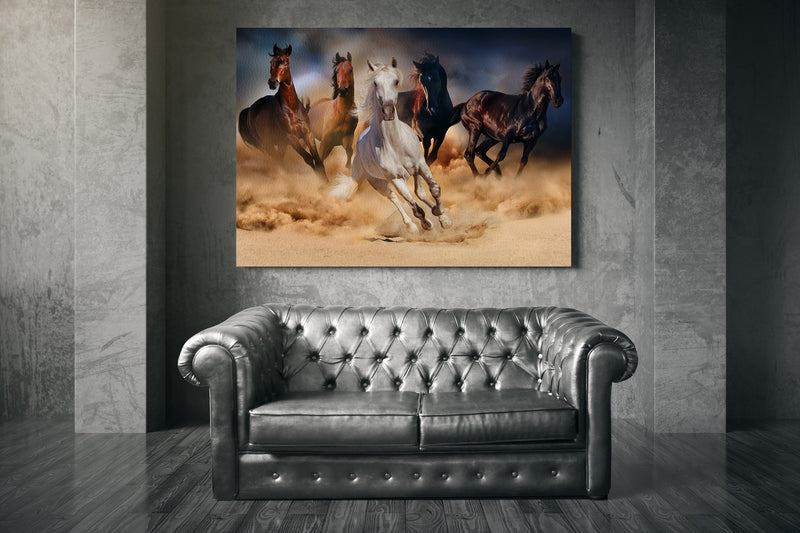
331, 59, 451, 234
238, 44, 326, 179
308, 52, 357, 169
453, 60, 563, 177
396, 54, 454, 164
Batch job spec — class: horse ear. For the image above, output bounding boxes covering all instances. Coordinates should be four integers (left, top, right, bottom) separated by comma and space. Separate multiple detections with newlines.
286, 45, 292, 56
555, 63, 560, 70
391, 57, 397, 68
435, 56, 439, 64
347, 51, 352, 62
367, 60, 376, 71
545, 59, 551, 68
335, 52, 342, 62
413, 60, 422, 70
273, 44, 280, 55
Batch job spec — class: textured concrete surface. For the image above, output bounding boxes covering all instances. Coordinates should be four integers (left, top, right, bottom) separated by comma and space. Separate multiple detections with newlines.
727, 0, 800, 420
633, 0, 656, 431
0, 1, 75, 421
74, 1, 148, 432
654, 0, 726, 432
164, 0, 641, 424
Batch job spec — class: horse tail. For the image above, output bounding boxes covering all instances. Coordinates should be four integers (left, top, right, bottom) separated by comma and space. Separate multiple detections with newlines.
238, 107, 258, 147
449, 102, 465, 126
329, 172, 361, 200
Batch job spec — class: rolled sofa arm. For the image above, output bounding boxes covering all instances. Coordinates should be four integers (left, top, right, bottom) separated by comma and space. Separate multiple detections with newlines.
536, 307, 638, 499
177, 305, 284, 499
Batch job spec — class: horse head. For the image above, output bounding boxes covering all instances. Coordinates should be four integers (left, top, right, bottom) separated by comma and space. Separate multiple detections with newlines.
367, 58, 400, 121
413, 54, 445, 115
542, 60, 563, 108
269, 44, 292, 90
332, 52, 354, 99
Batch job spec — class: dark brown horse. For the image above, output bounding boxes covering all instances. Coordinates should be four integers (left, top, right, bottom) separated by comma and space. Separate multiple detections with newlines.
238, 44, 326, 179
396, 54, 454, 164
308, 52, 357, 169
454, 60, 563, 177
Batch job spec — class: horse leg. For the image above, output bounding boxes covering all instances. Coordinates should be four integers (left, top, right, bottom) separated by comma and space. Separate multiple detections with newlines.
475, 137, 500, 174
366, 176, 420, 234
304, 131, 328, 180
342, 133, 355, 169
287, 136, 317, 168
391, 176, 433, 231
422, 135, 432, 164
464, 128, 482, 176
427, 134, 446, 165
318, 135, 335, 163
516, 139, 537, 177
485, 138, 511, 177
416, 166, 452, 229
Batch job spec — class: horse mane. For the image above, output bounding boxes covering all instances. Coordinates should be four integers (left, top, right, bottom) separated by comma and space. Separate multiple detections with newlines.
520, 64, 546, 93
331, 54, 347, 98
356, 62, 402, 119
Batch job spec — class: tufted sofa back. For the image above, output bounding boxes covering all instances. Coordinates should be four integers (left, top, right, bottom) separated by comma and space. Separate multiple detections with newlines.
266, 305, 563, 395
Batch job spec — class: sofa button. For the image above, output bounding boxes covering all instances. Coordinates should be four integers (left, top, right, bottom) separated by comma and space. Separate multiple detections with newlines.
312, 472, 320, 480
296, 325, 304, 334
424, 328, 433, 338
324, 380, 336, 390
505, 353, 514, 360
345, 354, 353, 362
271, 472, 280, 480
551, 469, 558, 477
384, 472, 392, 480
487, 327, 496, 336
348, 473, 357, 481
440, 354, 449, 362
361, 328, 369, 336
441, 473, 449, 480
409, 355, 418, 363
455, 380, 462, 388
456, 328, 464, 337
361, 379, 370, 389
475, 472, 483, 479
511, 471, 519, 478
425, 380, 433, 388
393, 328, 401, 337
412, 472, 421, 480
538, 353, 543, 360
328, 327, 336, 335
472, 353, 481, 361
521, 327, 528, 335
487, 380, 496, 388
394, 378, 403, 388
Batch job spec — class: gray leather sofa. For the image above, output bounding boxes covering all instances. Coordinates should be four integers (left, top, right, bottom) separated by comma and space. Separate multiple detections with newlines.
178, 305, 637, 500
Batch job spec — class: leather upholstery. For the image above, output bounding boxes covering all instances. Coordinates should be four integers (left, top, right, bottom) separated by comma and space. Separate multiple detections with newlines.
249, 391, 420, 452
178, 304, 637, 500
419, 389, 577, 449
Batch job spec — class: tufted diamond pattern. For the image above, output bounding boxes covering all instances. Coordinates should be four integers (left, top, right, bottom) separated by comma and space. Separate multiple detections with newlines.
267, 305, 557, 394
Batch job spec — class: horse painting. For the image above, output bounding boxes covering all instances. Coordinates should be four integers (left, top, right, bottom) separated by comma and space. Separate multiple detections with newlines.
454, 60, 564, 177
396, 54, 454, 165
238, 44, 327, 179
308, 52, 358, 169
331, 59, 451, 234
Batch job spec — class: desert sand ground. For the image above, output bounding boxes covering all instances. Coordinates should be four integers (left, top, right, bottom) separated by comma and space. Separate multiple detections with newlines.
236, 129, 571, 267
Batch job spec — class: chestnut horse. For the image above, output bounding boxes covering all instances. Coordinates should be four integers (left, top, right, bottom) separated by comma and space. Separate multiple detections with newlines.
454, 60, 564, 177
308, 52, 357, 169
238, 44, 326, 179
396, 54, 454, 165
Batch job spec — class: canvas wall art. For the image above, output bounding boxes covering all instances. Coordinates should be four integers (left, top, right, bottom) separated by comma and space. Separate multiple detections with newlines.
236, 28, 571, 267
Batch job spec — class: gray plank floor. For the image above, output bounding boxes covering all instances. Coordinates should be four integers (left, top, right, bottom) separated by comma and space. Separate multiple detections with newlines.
1, 418, 799, 532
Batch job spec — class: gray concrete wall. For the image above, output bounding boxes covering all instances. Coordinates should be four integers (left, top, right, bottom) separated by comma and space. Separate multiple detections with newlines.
74, 0, 149, 432
633, 0, 656, 431
727, 0, 800, 421
654, 0, 726, 432
164, 0, 643, 424
0, 0, 76, 421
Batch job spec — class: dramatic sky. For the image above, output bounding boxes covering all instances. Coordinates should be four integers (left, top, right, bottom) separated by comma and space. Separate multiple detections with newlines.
237, 28, 571, 154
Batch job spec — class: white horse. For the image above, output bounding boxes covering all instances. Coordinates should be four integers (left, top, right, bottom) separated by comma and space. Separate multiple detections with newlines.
331, 58, 451, 233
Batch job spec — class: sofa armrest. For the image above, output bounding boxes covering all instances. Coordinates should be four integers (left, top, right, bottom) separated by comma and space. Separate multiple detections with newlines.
177, 305, 283, 499
537, 307, 638, 498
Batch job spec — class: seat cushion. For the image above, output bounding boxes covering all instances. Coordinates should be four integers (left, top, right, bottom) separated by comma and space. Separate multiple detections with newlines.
419, 389, 577, 449
249, 391, 421, 452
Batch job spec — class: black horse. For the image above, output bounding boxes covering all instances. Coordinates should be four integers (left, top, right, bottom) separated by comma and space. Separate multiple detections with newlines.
453, 60, 563, 177
396, 54, 454, 165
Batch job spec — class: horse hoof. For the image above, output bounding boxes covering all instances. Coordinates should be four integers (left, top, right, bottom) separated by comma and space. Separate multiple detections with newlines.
405, 223, 420, 234
439, 214, 453, 229
421, 219, 433, 231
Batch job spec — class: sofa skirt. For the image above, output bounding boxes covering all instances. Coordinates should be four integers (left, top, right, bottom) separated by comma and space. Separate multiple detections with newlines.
236, 451, 587, 499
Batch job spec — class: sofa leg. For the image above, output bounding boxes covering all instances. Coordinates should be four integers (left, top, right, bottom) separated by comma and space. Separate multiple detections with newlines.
588, 494, 608, 500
